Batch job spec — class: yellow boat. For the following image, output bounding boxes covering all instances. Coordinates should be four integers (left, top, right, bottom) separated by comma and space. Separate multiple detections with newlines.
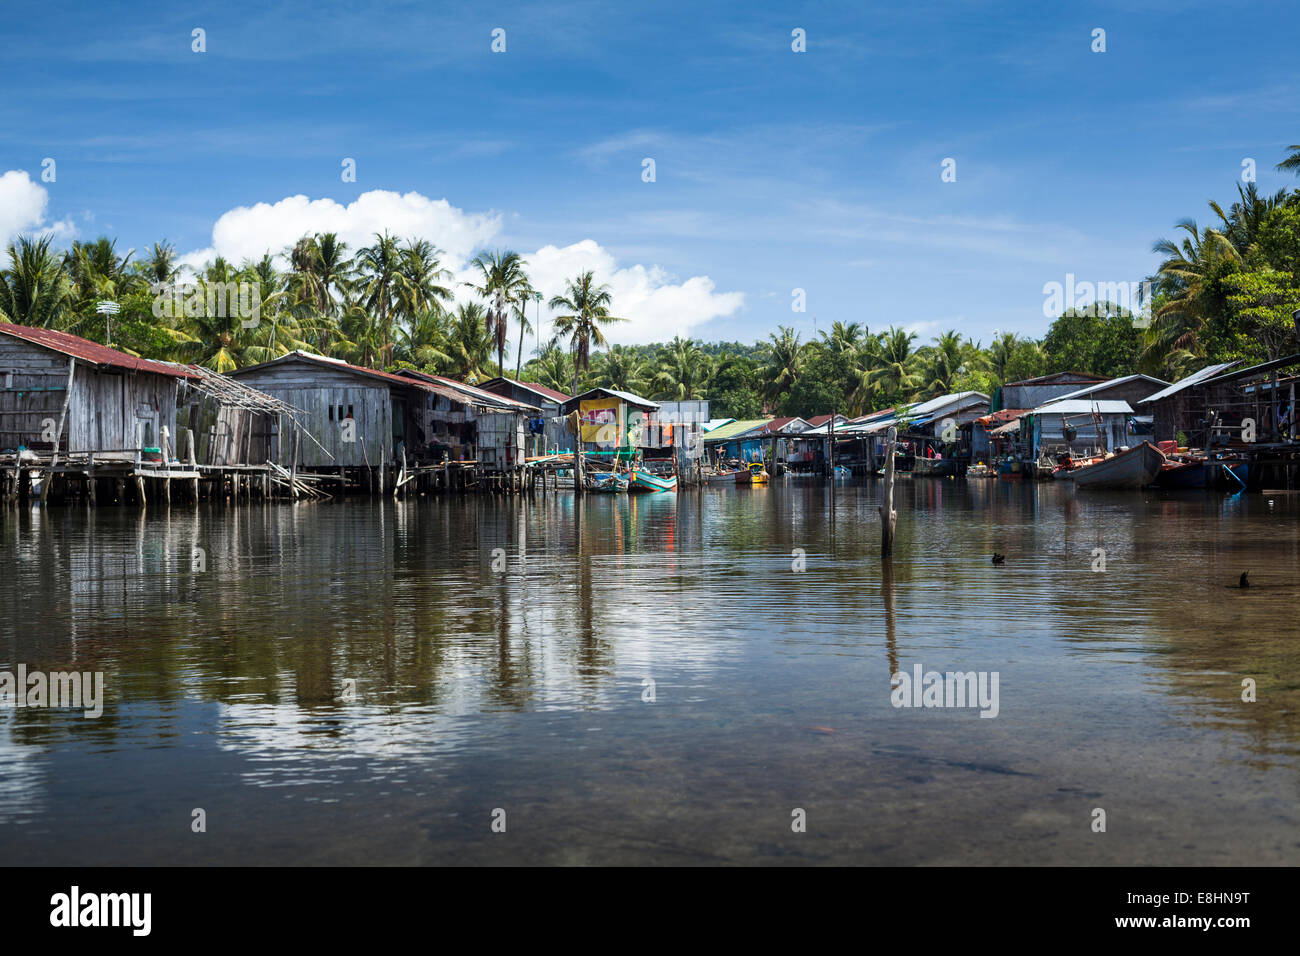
747, 462, 770, 484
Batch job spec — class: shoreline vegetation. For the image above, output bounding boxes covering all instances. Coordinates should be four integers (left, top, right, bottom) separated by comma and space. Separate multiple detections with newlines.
2, 146, 1298, 421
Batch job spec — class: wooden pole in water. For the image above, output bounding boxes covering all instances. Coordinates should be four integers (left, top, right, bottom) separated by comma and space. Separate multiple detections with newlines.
879, 425, 897, 557
43, 358, 76, 504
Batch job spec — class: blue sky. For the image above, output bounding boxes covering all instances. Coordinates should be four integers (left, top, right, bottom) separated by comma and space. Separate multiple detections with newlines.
3, 0, 1298, 350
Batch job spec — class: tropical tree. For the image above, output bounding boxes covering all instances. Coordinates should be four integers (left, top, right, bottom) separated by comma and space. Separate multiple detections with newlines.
759, 326, 804, 410
866, 326, 921, 403
1141, 218, 1242, 375
467, 249, 529, 379
529, 343, 578, 396
354, 233, 409, 364
548, 271, 625, 396
396, 305, 455, 371
654, 336, 713, 399
446, 302, 496, 382
915, 330, 977, 397
1277, 143, 1300, 177
592, 344, 650, 394
0, 236, 76, 329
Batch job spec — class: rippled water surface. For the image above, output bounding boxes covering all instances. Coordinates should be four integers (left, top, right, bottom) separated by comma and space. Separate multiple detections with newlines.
2, 479, 1298, 865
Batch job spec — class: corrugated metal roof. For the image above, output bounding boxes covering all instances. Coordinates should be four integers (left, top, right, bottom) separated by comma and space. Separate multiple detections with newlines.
1040, 374, 1169, 406
397, 369, 540, 412
563, 386, 660, 410
230, 350, 442, 392
1137, 362, 1240, 404
701, 418, 771, 441
703, 418, 735, 432
0, 322, 196, 379
517, 381, 572, 403
1029, 399, 1134, 415
905, 391, 990, 417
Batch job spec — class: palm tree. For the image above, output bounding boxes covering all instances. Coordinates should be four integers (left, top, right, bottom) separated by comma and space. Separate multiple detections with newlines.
0, 236, 76, 329
447, 302, 496, 382
820, 320, 864, 358
1141, 219, 1241, 375
987, 332, 1023, 386
398, 239, 453, 321
654, 336, 712, 399
467, 250, 529, 378
846, 331, 886, 415
592, 344, 650, 394
548, 271, 626, 396
530, 343, 578, 396
916, 330, 975, 397
396, 305, 454, 372
1277, 143, 1300, 176
355, 232, 407, 365
867, 327, 921, 401
1209, 182, 1292, 253
759, 326, 803, 410
139, 241, 180, 287
512, 286, 538, 380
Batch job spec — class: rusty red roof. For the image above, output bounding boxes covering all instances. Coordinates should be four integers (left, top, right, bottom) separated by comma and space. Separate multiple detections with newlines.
805, 413, 846, 428
230, 350, 448, 392
519, 381, 572, 403
974, 408, 1029, 426
0, 322, 196, 378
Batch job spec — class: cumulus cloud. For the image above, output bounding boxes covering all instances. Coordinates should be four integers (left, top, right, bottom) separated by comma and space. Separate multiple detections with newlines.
183, 190, 744, 345
0, 170, 77, 249
178, 189, 502, 272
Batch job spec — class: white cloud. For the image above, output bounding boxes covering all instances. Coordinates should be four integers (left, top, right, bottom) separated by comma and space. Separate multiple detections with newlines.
179, 189, 502, 272
493, 239, 744, 346
0, 170, 77, 249
184, 191, 744, 347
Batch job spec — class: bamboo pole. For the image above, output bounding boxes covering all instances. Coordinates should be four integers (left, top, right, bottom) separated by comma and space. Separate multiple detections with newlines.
879, 426, 898, 557
42, 358, 77, 504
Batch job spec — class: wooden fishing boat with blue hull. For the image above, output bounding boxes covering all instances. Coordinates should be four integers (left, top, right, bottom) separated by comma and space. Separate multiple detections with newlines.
629, 470, 678, 492
1063, 441, 1165, 489
587, 472, 629, 493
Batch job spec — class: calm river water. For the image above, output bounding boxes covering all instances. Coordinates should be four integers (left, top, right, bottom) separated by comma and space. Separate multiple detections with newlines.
2, 479, 1298, 865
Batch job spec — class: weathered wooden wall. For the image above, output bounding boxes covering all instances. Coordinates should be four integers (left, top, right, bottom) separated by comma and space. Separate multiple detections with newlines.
178, 393, 275, 465
0, 337, 179, 454
231, 362, 394, 468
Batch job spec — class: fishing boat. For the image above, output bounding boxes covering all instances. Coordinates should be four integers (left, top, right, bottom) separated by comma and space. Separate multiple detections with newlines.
1158, 457, 1249, 490
705, 468, 744, 485
746, 462, 770, 485
587, 472, 629, 493
997, 458, 1025, 481
629, 469, 678, 492
912, 456, 956, 477
965, 462, 994, 478
1061, 442, 1165, 489
1050, 452, 1105, 480
833, 465, 851, 479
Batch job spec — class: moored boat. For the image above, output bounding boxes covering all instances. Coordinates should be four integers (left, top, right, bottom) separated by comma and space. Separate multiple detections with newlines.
746, 462, 769, 485
705, 469, 744, 485
1063, 442, 1165, 489
912, 456, 955, 477
630, 469, 678, 492
587, 472, 629, 493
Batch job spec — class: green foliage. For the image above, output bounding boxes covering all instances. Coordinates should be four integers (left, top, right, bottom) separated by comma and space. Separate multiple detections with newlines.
1041, 304, 1141, 378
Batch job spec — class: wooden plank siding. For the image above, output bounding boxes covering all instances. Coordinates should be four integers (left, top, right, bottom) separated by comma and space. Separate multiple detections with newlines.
230, 361, 401, 468
0, 335, 179, 454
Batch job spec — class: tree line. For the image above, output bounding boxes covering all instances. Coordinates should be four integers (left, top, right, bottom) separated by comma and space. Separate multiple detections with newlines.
1, 144, 1297, 421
